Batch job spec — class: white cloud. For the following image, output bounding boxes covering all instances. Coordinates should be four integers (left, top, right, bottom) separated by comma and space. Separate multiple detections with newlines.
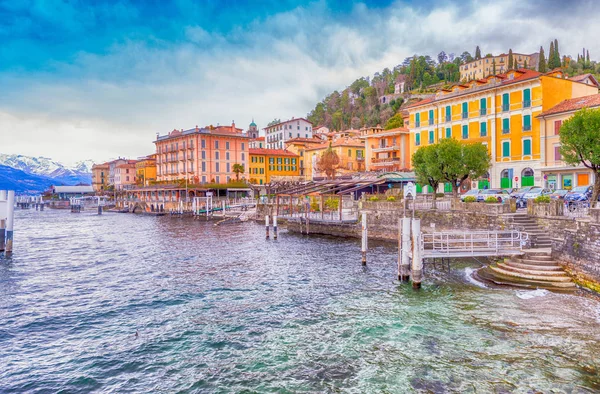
1, 0, 599, 163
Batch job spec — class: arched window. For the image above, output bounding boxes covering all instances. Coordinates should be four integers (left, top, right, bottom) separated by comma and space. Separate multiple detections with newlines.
522, 168, 534, 177
501, 169, 511, 178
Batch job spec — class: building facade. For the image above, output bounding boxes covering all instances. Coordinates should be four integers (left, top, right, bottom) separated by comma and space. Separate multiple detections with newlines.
460, 52, 539, 82
284, 137, 324, 179
248, 148, 300, 184
135, 154, 157, 186
407, 69, 598, 190
361, 126, 410, 172
305, 137, 365, 180
91, 162, 109, 192
154, 123, 249, 184
264, 118, 313, 149
114, 160, 137, 190
538, 93, 600, 190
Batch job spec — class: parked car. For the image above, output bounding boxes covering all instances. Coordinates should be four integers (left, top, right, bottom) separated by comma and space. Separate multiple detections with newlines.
477, 189, 511, 202
564, 186, 592, 203
510, 186, 536, 199
461, 188, 481, 201
548, 189, 569, 200
523, 187, 551, 200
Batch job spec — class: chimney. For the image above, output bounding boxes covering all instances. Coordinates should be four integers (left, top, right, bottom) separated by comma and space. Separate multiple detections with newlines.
195, 125, 199, 132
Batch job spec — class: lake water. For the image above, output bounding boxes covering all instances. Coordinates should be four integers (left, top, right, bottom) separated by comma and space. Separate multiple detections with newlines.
1, 209, 600, 393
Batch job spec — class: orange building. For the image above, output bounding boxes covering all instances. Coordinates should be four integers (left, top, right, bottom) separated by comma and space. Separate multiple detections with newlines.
114, 160, 137, 190
360, 126, 410, 172
248, 148, 300, 184
135, 154, 157, 186
91, 162, 109, 192
154, 123, 249, 184
305, 137, 365, 179
284, 137, 324, 179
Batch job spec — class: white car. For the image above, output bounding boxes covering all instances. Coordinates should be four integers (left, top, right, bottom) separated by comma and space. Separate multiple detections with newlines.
523, 187, 551, 200
461, 189, 481, 201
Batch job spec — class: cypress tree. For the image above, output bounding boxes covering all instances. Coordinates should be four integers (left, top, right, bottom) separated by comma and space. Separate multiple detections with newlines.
492, 58, 497, 75
538, 46, 547, 73
548, 41, 555, 69
475, 46, 482, 60
586, 50, 590, 68
524, 59, 528, 69
508, 49, 514, 70
554, 39, 560, 63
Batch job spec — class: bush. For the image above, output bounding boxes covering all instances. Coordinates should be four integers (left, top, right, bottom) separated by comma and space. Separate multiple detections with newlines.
436, 193, 445, 198
534, 195, 551, 203
484, 196, 499, 203
386, 196, 396, 202
368, 196, 380, 202
464, 196, 477, 203
324, 197, 339, 210
310, 198, 320, 212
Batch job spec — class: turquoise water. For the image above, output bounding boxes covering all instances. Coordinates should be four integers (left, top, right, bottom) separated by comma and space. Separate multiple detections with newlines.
1, 209, 600, 393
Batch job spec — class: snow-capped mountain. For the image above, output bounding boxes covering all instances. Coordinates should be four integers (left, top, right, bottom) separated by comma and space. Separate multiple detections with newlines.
0, 153, 93, 187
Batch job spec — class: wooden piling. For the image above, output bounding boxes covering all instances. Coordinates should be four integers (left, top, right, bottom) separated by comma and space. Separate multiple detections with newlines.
273, 215, 278, 240
0, 219, 5, 252
411, 218, 422, 289
361, 212, 367, 265
5, 191, 15, 256
265, 215, 270, 239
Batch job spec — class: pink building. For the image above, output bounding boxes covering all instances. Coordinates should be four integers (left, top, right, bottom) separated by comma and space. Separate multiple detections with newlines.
114, 160, 137, 190
155, 122, 249, 184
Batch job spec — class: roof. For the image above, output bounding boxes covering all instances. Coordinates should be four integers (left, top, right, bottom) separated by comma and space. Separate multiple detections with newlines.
569, 73, 599, 87
263, 117, 313, 129
251, 136, 265, 141
155, 124, 248, 142
407, 68, 543, 109
285, 137, 323, 144
538, 94, 600, 117
249, 148, 299, 157
305, 137, 364, 151
53, 185, 94, 193
116, 160, 137, 167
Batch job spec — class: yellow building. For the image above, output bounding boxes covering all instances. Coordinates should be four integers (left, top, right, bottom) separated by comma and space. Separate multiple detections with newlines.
91, 162, 109, 192
407, 69, 598, 190
538, 93, 600, 189
135, 154, 157, 186
248, 148, 300, 184
284, 137, 324, 179
305, 137, 365, 180
460, 52, 538, 81
360, 126, 410, 172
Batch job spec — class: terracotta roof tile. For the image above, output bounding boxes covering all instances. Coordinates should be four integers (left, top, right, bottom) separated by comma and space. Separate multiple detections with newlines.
538, 94, 600, 117
249, 148, 299, 157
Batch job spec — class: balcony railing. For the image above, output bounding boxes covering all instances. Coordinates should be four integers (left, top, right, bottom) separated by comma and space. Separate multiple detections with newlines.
372, 145, 400, 153
371, 157, 401, 163
445, 116, 451, 122
523, 125, 531, 131
523, 100, 531, 108
502, 104, 510, 112
502, 129, 510, 134
480, 108, 487, 116
415, 121, 421, 128
462, 112, 468, 119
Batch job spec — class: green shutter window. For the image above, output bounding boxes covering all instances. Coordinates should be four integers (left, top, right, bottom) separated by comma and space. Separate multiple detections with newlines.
523, 115, 531, 131
462, 125, 468, 139
428, 130, 434, 143
502, 141, 510, 157
523, 89, 531, 107
480, 98, 487, 115
502, 93, 509, 111
502, 118, 510, 133
523, 139, 532, 155
415, 113, 420, 126
445, 106, 451, 121
462, 102, 468, 119
480, 122, 487, 137
415, 133, 421, 146
429, 109, 434, 125
348, 149, 351, 157
446, 128, 451, 138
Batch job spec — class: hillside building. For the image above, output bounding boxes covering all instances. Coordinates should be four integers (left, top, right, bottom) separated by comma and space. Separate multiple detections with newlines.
360, 125, 411, 172
460, 52, 539, 81
264, 118, 313, 149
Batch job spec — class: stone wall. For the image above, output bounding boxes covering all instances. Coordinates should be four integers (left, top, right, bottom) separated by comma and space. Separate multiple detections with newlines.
527, 200, 564, 217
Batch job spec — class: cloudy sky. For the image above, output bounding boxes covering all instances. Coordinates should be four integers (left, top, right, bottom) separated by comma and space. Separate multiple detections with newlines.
0, 0, 597, 165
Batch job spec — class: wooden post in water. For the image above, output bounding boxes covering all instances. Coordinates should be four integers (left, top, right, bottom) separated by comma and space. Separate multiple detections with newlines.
0, 219, 5, 252
411, 218, 422, 289
222, 200, 226, 217
400, 217, 411, 282
5, 191, 15, 256
265, 215, 270, 239
361, 212, 367, 265
273, 215, 278, 239
97, 197, 102, 215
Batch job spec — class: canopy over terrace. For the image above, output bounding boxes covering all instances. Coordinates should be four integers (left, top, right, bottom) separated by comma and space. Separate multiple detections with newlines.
125, 184, 211, 204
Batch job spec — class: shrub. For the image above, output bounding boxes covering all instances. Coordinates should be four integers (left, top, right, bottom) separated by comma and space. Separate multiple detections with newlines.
310, 198, 320, 212
484, 196, 499, 203
534, 195, 551, 203
464, 196, 477, 203
436, 193, 445, 198
324, 197, 339, 210
368, 196, 380, 202
387, 196, 396, 202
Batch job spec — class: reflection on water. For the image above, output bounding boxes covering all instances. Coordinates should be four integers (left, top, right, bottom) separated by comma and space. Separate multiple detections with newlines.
1, 209, 599, 392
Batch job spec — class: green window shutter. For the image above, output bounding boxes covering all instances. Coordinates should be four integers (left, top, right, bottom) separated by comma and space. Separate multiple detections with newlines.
429, 109, 434, 119
523, 89, 531, 107
429, 130, 434, 143
446, 128, 451, 138
480, 122, 487, 136
348, 149, 351, 157
502, 93, 509, 110
462, 102, 468, 116
480, 98, 486, 109
462, 125, 468, 139
503, 118, 510, 131
502, 141, 510, 157
415, 133, 421, 145
416, 113, 420, 124
523, 139, 532, 155
524, 115, 531, 130
446, 106, 451, 120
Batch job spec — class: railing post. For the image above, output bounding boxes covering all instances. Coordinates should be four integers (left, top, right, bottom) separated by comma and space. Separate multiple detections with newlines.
361, 212, 367, 265
400, 217, 411, 282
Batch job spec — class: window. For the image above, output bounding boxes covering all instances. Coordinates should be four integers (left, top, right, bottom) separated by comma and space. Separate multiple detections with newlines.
292, 158, 297, 164
502, 118, 510, 134
502, 141, 510, 158
415, 133, 421, 146
202, 176, 206, 183
289, 132, 292, 138
429, 130, 434, 143
462, 125, 468, 139
277, 165, 282, 171
226, 163, 230, 172
480, 98, 487, 115
216, 176, 220, 183
126, 176, 129, 181
523, 139, 532, 156
226, 152, 230, 160
348, 149, 352, 157
523, 88, 531, 108
446, 127, 451, 138
502, 93, 510, 111
277, 158, 282, 164
215, 152, 220, 160
241, 143, 245, 150
215, 163, 220, 172
429, 109, 434, 125
415, 113, 420, 127
554, 145, 562, 161
241, 153, 245, 161
480, 122, 487, 137
226, 141, 230, 150
215, 141, 219, 149
554, 120, 562, 135
269, 157, 274, 164
284, 158, 289, 164
462, 102, 468, 119
523, 115, 531, 131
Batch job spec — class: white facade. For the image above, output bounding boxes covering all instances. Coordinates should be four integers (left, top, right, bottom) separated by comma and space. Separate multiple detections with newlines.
265, 118, 313, 149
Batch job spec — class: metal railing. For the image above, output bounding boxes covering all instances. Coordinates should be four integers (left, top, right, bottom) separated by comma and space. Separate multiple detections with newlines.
421, 230, 527, 258
406, 199, 451, 211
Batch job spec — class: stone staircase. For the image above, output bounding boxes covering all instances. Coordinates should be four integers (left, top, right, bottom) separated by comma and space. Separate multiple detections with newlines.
510, 214, 552, 248
477, 250, 577, 292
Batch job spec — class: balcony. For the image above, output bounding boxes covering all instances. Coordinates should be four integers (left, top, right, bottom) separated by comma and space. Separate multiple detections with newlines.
462, 112, 468, 119
428, 119, 434, 126
415, 121, 421, 128
445, 116, 451, 122
523, 100, 531, 108
523, 125, 531, 131
502, 104, 510, 112
372, 145, 400, 153
480, 108, 487, 116
371, 157, 402, 166
502, 129, 510, 134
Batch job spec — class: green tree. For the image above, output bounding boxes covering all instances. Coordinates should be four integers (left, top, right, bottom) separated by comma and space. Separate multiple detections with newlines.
559, 108, 600, 206
523, 59, 528, 69
436, 139, 491, 197
384, 113, 404, 130
554, 39, 560, 66
475, 46, 482, 60
492, 58, 497, 75
538, 46, 547, 72
412, 144, 444, 209
232, 164, 244, 181
548, 41, 556, 69
267, 119, 281, 127
508, 49, 514, 70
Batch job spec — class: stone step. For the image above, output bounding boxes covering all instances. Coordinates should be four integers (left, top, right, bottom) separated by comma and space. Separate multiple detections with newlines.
489, 265, 573, 283
497, 263, 566, 276
512, 258, 557, 266
532, 242, 552, 248
477, 268, 577, 292
520, 253, 553, 260
503, 261, 563, 271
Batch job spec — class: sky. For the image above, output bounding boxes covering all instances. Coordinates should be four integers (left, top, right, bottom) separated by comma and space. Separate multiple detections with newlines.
0, 0, 598, 165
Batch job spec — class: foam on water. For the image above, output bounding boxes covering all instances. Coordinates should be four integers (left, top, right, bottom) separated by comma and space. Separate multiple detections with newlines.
464, 267, 488, 288
515, 288, 550, 299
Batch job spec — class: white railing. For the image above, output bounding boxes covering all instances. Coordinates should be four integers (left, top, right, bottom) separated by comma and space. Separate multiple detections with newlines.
564, 201, 590, 218
421, 230, 528, 258
407, 199, 451, 211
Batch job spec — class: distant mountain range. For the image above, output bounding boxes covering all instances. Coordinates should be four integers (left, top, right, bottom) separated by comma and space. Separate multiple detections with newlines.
0, 154, 93, 193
